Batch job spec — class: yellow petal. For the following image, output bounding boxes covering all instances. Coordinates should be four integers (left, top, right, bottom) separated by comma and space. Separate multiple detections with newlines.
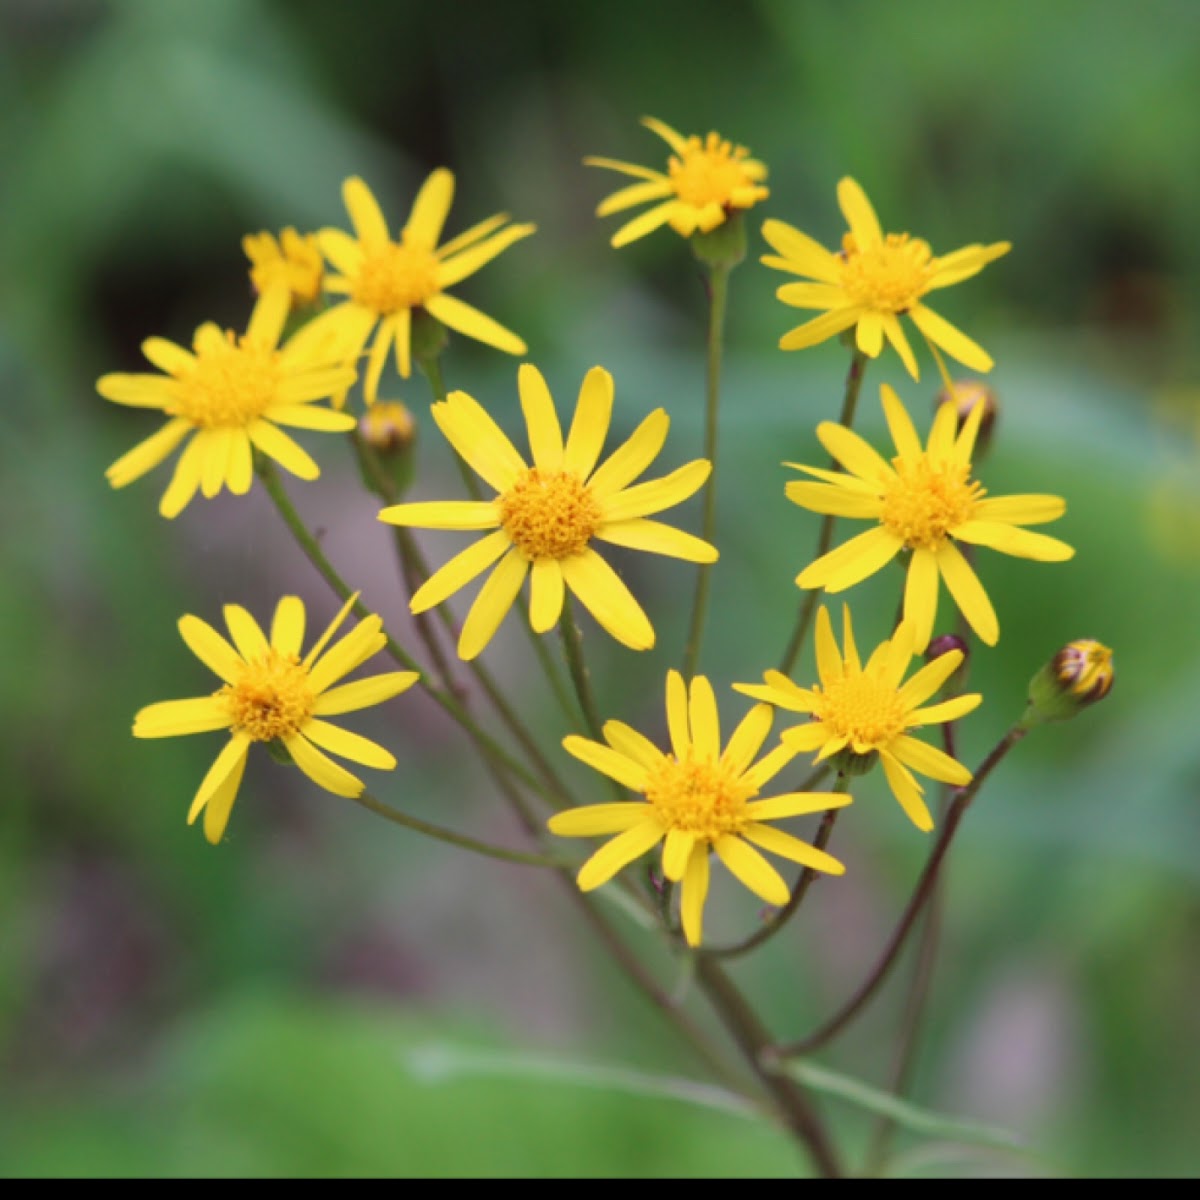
640, 116, 687, 155
775, 281, 847, 310
404, 167, 454, 251
687, 675, 721, 759
317, 228, 364, 275
409, 529, 512, 613
187, 734, 251, 825
602, 721, 664, 772
746, 792, 851, 821
270, 596, 306, 658
562, 735, 649, 791
518, 363, 564, 471
890, 733, 971, 786
878, 750, 934, 832
313, 671, 419, 715
201, 746, 249, 845
714, 836, 790, 907
953, 522, 1075, 562
141, 337, 195, 375
226, 431, 254, 495
423, 293, 525, 356
837, 177, 883, 249
363, 315, 396, 406
907, 693, 981, 727
880, 314, 919, 379
158, 434, 207, 518
936, 541, 999, 646
817, 421, 894, 486
306, 620, 386, 694
132, 696, 231, 738
380, 499, 499, 531
813, 606, 841, 685
880, 384, 923, 460
680, 844, 711, 947
720, 703, 773, 778
576, 819, 664, 892
666, 669, 690, 759
903, 548, 940, 653
798, 527, 902, 591
760, 219, 842, 283
599, 460, 710, 523
972, 494, 1066, 526
302, 717, 396, 770
431, 390, 526, 493
611, 200, 677, 248
909, 304, 993, 372
596, 518, 717, 564
436, 213, 510, 260
266, 404, 358, 432
285, 732, 364, 797
199, 428, 232, 499
177, 614, 243, 682
661, 828, 697, 883
895, 648, 965, 711
457, 546, 529, 660
595, 178, 674, 217
96, 373, 176, 409
392, 305, 412, 380
564, 367, 614, 479
105, 419, 192, 488
784, 481, 882, 520
528, 558, 565, 633
223, 604, 270, 661
741, 741, 801, 791
246, 283, 289, 349
585, 409, 669, 499
856, 310, 884, 357
343, 176, 390, 245
927, 241, 1011, 290
778, 307, 861, 352
437, 223, 535, 289
548, 802, 652, 838
741, 823, 846, 876
583, 156, 665, 183
247, 420, 320, 481
560, 549, 655, 651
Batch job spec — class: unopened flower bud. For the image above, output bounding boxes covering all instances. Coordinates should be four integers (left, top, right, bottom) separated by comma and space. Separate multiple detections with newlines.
1023, 639, 1114, 727
358, 401, 416, 498
936, 379, 998, 460
926, 633, 968, 663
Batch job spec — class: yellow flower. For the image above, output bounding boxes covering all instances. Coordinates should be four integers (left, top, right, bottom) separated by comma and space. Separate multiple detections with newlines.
762, 177, 1010, 379
549, 670, 849, 947
379, 364, 717, 661
585, 117, 768, 248
299, 171, 535, 404
133, 594, 418, 844
736, 608, 980, 833
243, 227, 325, 306
787, 384, 1074, 649
98, 286, 358, 518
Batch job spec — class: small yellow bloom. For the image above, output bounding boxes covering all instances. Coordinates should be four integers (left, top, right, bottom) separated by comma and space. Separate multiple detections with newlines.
133, 594, 418, 844
298, 171, 535, 404
98, 286, 358, 518
786, 384, 1074, 649
549, 670, 849, 947
379, 364, 717, 661
762, 177, 1010, 380
736, 607, 980, 832
586, 117, 768, 248
243, 227, 325, 306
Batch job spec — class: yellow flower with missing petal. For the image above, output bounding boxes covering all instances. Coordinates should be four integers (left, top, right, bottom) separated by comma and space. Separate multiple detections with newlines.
736, 608, 980, 833
549, 670, 849, 947
243, 227, 325, 307
299, 171, 535, 404
586, 117, 768, 248
787, 384, 1074, 650
98, 286, 358, 518
133, 594, 418, 844
763, 177, 1010, 380
379, 364, 717, 661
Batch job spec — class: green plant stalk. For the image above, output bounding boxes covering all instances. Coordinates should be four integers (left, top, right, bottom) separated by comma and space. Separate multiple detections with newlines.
776, 721, 1028, 1057
681, 261, 730, 681
778, 349, 868, 675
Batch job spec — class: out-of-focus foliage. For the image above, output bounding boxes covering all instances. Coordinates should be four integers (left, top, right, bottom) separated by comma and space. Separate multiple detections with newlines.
2, 0, 1198, 1177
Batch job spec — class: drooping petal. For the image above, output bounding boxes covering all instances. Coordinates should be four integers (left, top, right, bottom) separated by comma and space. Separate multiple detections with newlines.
714, 836, 790, 907
301, 717, 396, 770
661, 828, 697, 883
798, 527, 903, 592
585, 409, 670, 499
599, 460, 710, 522
778, 307, 862, 352
423, 293, 526, 356
528, 558, 565, 633
575, 819, 664, 891
270, 596, 306, 658
596, 518, 717, 563
953, 522, 1075, 562
880, 314, 919, 379
247, 420, 320, 481
392, 305, 412, 380
158, 434, 207, 519
226, 432, 254, 495
837, 178, 883, 249
903, 548, 940, 654
741, 823, 846, 876
936, 541, 999, 645
517, 363, 564, 471
878, 750, 934, 832
909, 304, 994, 372
198, 428, 233, 499
559, 729, 652, 796
560, 549, 655, 651
132, 696, 231, 738
679, 844, 711, 947
285, 732, 364, 797
548, 802, 653, 837
404, 168, 455, 251
761, 219, 842, 283
378, 500, 500, 531
362, 314, 396, 406
563, 367, 613, 479
187, 734, 251, 826
409, 529, 512, 613
105, 419, 192, 488
457, 546, 530, 660
313, 671, 419, 716
200, 745, 249, 845
856, 310, 884, 357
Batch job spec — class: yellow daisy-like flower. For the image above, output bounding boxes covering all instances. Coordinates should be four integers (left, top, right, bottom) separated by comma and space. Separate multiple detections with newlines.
299, 171, 535, 405
787, 384, 1075, 650
243, 227, 325, 307
133, 593, 418, 844
736, 607, 980, 833
379, 364, 717, 661
762, 177, 1010, 380
549, 670, 849, 947
585, 117, 769, 248
98, 286, 358, 518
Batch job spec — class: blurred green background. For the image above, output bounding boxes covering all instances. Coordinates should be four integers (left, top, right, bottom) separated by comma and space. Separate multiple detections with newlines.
2, 0, 1199, 1177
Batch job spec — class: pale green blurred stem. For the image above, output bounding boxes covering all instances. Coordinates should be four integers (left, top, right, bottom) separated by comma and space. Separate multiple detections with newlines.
775, 722, 1028, 1058
705, 774, 849, 960
558, 593, 604, 741
778, 349, 869, 675
350, 789, 567, 868
681, 261, 731, 681
255, 457, 552, 805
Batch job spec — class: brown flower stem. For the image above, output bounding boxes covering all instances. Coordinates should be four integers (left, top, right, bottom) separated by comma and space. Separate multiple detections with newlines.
256, 458, 552, 804
778, 349, 868, 675
704, 776, 848, 960
681, 261, 731, 681
775, 722, 1028, 1058
695, 956, 843, 1177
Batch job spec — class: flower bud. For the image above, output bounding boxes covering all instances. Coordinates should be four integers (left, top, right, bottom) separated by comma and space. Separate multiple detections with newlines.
358, 402, 416, 497
1023, 640, 1114, 727
936, 379, 998, 460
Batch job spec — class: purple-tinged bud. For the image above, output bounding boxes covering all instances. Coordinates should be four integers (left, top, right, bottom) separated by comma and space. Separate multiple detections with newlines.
1023, 640, 1114, 727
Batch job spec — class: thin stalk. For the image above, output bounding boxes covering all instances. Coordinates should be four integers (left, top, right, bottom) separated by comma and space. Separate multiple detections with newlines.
778, 349, 868, 675
559, 593, 605, 741
681, 262, 730, 681
776, 723, 1028, 1057
349, 789, 568, 868
705, 777, 848, 960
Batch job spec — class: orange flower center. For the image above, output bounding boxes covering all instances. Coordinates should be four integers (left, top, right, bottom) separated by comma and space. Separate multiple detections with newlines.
220, 649, 315, 742
839, 232, 934, 313
497, 468, 602, 560
880, 456, 983, 550
170, 334, 281, 429
814, 671, 907, 750
668, 134, 762, 209
351, 239, 440, 314
643, 754, 754, 839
